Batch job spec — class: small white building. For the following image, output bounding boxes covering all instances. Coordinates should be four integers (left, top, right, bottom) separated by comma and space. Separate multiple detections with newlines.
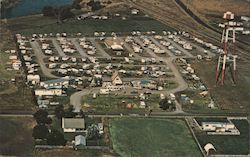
98, 123, 104, 134
202, 122, 236, 132
75, 135, 86, 147
204, 143, 216, 155
12, 60, 22, 70
27, 74, 40, 84
62, 118, 85, 133
34, 89, 63, 96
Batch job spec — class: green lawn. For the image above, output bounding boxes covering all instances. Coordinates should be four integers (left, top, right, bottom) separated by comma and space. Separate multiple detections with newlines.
109, 118, 202, 157
7, 15, 174, 36
195, 119, 250, 155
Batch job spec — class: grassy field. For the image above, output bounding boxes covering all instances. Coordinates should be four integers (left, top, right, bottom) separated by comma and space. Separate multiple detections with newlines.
6, 14, 174, 36
0, 117, 35, 157
109, 118, 202, 157
176, 89, 219, 113
82, 94, 162, 113
0, 81, 35, 112
34, 149, 118, 157
195, 119, 250, 155
192, 60, 250, 112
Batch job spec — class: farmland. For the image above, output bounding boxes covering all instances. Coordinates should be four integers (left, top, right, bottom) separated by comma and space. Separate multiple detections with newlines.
109, 118, 202, 157
0, 117, 35, 157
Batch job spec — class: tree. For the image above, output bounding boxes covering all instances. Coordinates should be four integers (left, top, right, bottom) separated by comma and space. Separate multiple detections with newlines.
79, 109, 86, 118
32, 124, 49, 139
87, 0, 104, 11
55, 105, 65, 119
159, 99, 173, 110
47, 129, 66, 146
59, 6, 74, 21
33, 109, 50, 124
42, 6, 54, 17
86, 124, 100, 140
72, 0, 82, 9
64, 105, 77, 118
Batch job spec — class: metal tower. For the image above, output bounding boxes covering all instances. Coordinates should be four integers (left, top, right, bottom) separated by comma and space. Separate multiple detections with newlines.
216, 11, 243, 85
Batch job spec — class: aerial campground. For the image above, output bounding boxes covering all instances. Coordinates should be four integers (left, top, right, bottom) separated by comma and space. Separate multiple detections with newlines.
0, 0, 249, 157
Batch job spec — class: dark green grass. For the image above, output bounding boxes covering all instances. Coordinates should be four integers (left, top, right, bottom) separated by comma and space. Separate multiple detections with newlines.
7, 15, 174, 36
109, 118, 202, 157
195, 119, 250, 155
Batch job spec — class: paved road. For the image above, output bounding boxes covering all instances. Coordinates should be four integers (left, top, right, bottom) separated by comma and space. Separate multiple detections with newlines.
70, 87, 101, 112
88, 38, 111, 58
30, 41, 58, 78
51, 39, 66, 57
70, 38, 89, 58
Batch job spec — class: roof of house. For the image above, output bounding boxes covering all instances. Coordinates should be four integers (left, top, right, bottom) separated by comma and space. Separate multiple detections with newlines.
111, 71, 121, 82
62, 118, 85, 129
41, 77, 72, 85
104, 38, 123, 50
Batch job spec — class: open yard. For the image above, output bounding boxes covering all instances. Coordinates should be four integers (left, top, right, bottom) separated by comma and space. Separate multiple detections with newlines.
109, 118, 202, 157
82, 94, 162, 113
194, 119, 250, 155
0, 117, 35, 157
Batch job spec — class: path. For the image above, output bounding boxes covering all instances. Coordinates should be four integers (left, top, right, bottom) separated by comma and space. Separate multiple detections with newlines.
30, 41, 58, 78
51, 39, 66, 57
70, 38, 89, 58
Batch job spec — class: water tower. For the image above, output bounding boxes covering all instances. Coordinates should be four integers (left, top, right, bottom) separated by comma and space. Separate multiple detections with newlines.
215, 11, 243, 85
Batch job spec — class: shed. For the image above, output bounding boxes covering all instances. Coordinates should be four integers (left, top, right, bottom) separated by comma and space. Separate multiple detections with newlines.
75, 135, 86, 146
27, 74, 40, 84
204, 143, 216, 155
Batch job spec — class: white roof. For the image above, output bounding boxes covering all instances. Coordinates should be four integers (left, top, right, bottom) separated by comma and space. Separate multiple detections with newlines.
111, 44, 123, 50
204, 143, 216, 153
75, 135, 86, 146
